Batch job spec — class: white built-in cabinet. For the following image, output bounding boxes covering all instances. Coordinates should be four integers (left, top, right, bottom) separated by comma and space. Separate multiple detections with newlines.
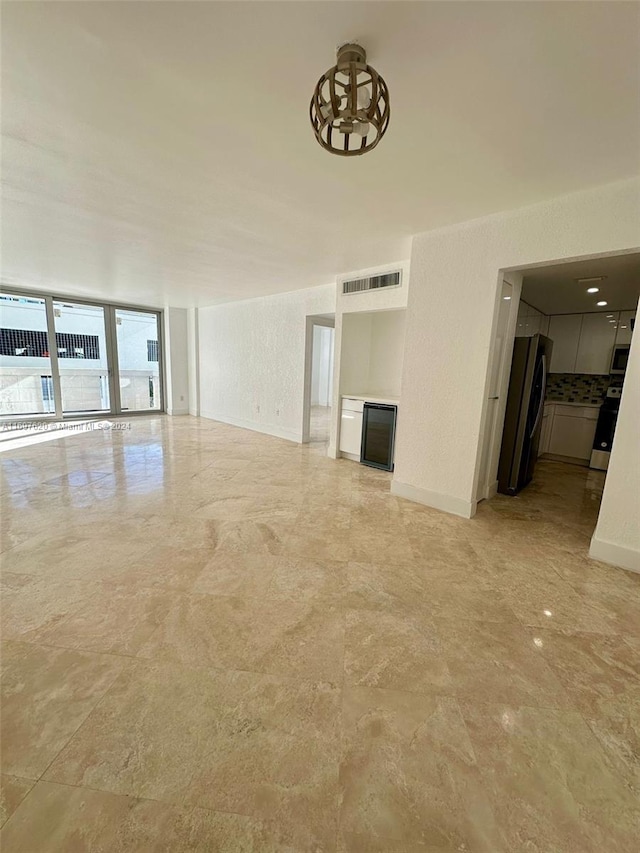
540, 403, 599, 463
548, 314, 583, 373
546, 310, 636, 375
574, 313, 618, 375
516, 302, 548, 337
339, 398, 364, 457
615, 311, 636, 345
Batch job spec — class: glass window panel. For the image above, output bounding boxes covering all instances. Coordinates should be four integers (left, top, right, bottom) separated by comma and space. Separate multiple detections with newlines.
0, 294, 55, 417
115, 309, 161, 411
53, 301, 110, 414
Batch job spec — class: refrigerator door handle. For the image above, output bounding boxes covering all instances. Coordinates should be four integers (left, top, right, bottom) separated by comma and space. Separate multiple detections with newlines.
529, 353, 547, 439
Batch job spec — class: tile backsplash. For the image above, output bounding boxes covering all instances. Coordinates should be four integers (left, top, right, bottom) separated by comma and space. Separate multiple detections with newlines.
545, 373, 623, 404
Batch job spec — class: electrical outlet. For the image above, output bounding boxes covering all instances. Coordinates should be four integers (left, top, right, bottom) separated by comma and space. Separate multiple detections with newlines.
276, 409, 280, 416
256, 405, 260, 413
180, 395, 184, 401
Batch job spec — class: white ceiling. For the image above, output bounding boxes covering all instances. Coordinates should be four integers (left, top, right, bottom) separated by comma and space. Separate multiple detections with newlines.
521, 252, 640, 315
2, 1, 639, 308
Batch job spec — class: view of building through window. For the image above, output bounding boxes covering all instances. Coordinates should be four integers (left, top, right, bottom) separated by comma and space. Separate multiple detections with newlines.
0, 295, 53, 416
115, 309, 161, 411
0, 293, 162, 417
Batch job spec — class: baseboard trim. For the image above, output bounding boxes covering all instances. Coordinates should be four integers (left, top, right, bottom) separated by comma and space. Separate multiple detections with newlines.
199, 410, 301, 443
340, 451, 360, 462
589, 535, 640, 574
391, 479, 477, 519
167, 409, 190, 416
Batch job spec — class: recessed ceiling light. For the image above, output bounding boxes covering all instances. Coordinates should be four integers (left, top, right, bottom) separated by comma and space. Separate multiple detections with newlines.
606, 314, 614, 318
586, 287, 599, 293
576, 276, 607, 283
503, 296, 511, 300
596, 301, 607, 306
621, 325, 627, 329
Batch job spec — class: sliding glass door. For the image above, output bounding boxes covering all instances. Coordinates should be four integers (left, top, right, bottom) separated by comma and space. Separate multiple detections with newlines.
114, 309, 161, 412
53, 300, 111, 415
0, 291, 163, 420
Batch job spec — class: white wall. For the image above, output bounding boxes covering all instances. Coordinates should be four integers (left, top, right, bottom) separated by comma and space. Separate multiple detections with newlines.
338, 310, 406, 399
392, 177, 640, 522
187, 307, 200, 416
590, 296, 640, 572
339, 313, 373, 397
369, 311, 406, 396
164, 307, 189, 416
198, 284, 335, 442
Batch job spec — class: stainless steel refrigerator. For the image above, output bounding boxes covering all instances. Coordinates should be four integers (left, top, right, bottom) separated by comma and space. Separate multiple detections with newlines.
498, 334, 553, 496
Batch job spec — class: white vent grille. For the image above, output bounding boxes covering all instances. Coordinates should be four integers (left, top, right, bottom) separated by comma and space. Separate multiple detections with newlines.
342, 270, 401, 295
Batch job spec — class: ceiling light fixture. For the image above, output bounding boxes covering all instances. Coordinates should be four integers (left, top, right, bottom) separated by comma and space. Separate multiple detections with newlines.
597, 301, 608, 306
576, 276, 607, 283
310, 43, 390, 156
586, 287, 599, 293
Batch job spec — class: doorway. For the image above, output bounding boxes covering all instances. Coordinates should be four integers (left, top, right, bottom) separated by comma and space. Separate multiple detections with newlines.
479, 251, 639, 551
302, 315, 335, 447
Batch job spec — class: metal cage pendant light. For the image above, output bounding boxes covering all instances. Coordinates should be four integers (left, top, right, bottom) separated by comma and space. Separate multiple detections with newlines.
310, 43, 390, 156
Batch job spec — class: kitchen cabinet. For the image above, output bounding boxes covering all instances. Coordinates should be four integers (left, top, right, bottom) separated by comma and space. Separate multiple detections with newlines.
339, 398, 364, 456
539, 315, 550, 337
516, 301, 546, 337
615, 311, 636, 346
544, 404, 599, 463
548, 314, 582, 373
575, 312, 618, 375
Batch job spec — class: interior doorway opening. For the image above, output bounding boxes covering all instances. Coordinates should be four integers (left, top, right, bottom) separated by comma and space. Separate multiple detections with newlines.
302, 314, 335, 447
477, 250, 639, 555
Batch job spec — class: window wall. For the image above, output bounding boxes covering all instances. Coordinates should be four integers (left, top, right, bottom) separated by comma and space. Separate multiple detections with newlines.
0, 295, 54, 416
0, 291, 163, 419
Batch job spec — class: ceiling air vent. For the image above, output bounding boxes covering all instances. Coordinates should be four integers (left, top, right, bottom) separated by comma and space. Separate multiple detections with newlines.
342, 270, 401, 295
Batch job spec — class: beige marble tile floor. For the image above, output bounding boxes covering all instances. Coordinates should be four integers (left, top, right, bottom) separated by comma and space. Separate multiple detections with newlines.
1, 415, 639, 851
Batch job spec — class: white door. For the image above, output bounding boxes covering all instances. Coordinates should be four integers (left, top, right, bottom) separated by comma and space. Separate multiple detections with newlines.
477, 281, 515, 501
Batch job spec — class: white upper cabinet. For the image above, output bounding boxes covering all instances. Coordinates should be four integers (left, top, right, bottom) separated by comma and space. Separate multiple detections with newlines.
516, 301, 545, 337
548, 314, 583, 373
575, 312, 618, 374
615, 311, 636, 346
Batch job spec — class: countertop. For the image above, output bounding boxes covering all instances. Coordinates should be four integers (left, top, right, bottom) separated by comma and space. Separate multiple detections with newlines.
342, 394, 400, 405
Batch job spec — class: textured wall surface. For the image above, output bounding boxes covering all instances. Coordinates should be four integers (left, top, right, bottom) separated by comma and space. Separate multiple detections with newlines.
394, 177, 640, 517
198, 284, 335, 441
164, 307, 190, 415
591, 295, 640, 570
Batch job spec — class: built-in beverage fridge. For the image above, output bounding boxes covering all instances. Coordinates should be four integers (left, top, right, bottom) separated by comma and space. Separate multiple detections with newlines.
360, 403, 397, 471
